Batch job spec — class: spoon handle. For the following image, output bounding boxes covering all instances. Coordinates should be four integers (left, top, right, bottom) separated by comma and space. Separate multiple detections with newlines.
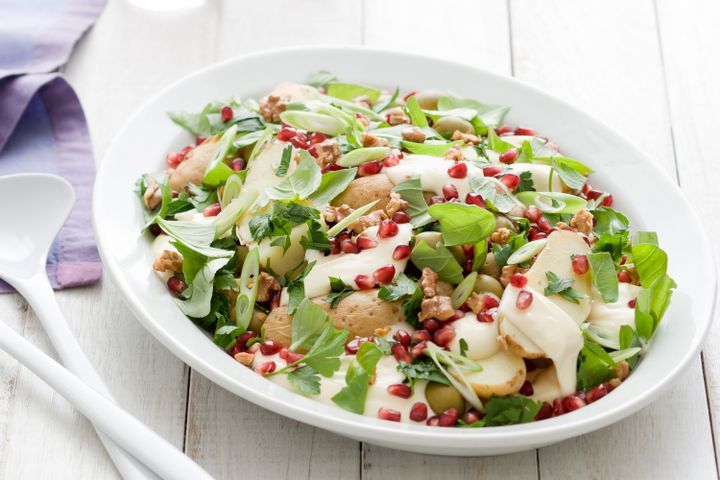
0, 318, 213, 480
14, 273, 199, 480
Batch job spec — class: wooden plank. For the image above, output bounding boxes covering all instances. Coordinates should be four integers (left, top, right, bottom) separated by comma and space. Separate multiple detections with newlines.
655, 0, 720, 468
509, 1, 717, 477
362, 1, 539, 477
182, 1, 365, 478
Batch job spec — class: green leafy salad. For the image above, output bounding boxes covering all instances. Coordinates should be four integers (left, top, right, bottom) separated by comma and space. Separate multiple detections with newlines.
137, 71, 675, 427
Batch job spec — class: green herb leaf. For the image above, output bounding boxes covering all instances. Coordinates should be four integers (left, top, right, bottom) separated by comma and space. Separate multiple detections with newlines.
285, 261, 316, 315
302, 323, 349, 377
551, 158, 586, 190
632, 242, 668, 288
305, 70, 338, 89
326, 277, 355, 308
373, 86, 400, 113
309, 167, 358, 206
397, 358, 449, 387
587, 252, 619, 303
276, 144, 293, 177
486, 128, 515, 153
287, 365, 322, 395
402, 286, 424, 328
516, 171, 536, 193
577, 341, 617, 391
428, 202, 496, 246
591, 207, 629, 235
468, 176, 517, 213
544, 271, 586, 304
436, 96, 510, 129
482, 396, 542, 426
266, 150, 322, 201
405, 95, 429, 127
410, 240, 464, 284
203, 125, 238, 187
326, 81, 381, 103
401, 140, 462, 156
300, 218, 331, 251
378, 273, 419, 301
392, 177, 433, 227
175, 256, 232, 318
290, 298, 330, 352
331, 341, 383, 414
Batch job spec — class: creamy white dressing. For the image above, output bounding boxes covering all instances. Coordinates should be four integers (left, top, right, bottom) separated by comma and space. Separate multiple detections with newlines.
447, 312, 500, 361
499, 285, 583, 396
509, 163, 563, 192
284, 223, 413, 302
587, 282, 643, 338
174, 210, 215, 225
529, 366, 565, 403
257, 223, 308, 276
383, 154, 482, 198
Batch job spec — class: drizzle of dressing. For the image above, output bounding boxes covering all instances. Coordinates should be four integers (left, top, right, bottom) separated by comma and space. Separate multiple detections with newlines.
174, 210, 215, 225
447, 312, 500, 361
528, 366, 564, 403
588, 282, 643, 338
383, 154, 483, 198
509, 163, 563, 192
499, 285, 583, 396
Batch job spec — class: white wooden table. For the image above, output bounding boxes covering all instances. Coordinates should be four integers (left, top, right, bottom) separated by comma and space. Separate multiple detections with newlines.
1, 0, 718, 478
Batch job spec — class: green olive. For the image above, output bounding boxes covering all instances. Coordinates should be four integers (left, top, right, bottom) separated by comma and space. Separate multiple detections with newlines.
494, 215, 515, 231
414, 89, 444, 110
479, 253, 500, 278
248, 310, 267, 333
415, 231, 443, 249
425, 381, 466, 415
473, 273, 504, 297
432, 116, 474, 137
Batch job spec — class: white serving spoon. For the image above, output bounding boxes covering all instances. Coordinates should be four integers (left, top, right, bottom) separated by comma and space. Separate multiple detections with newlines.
0, 174, 212, 480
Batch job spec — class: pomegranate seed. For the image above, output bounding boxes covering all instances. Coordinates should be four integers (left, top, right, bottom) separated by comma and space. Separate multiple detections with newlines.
373, 265, 396, 285
255, 361, 276, 375
340, 239, 360, 254
433, 326, 456, 347
279, 348, 289, 360
537, 216, 553, 233
411, 330, 432, 344
229, 341, 244, 357
447, 162, 468, 179
220, 105, 233, 123
495, 125, 513, 135
477, 309, 495, 323
391, 343, 412, 363
394, 330, 411, 348
392, 244, 411, 261
428, 196, 446, 205
286, 352, 304, 364
552, 399, 566, 416
411, 341, 428, 359
618, 270, 631, 283
465, 192, 486, 207
358, 161, 383, 176
601, 194, 614, 207
203, 203, 222, 217
516, 290, 533, 310
337, 231, 351, 242
586, 383, 608, 404
402, 90, 417, 101
483, 295, 499, 310
442, 183, 459, 200
383, 153, 401, 167
499, 148, 518, 164
461, 244, 474, 259
586, 189, 603, 201
461, 409, 484, 424
509, 274, 528, 288
628, 298, 637, 308
308, 145, 319, 158
562, 395, 586, 412
387, 384, 412, 399
620, 255, 628, 265
535, 403, 553, 420
426, 416, 440, 426
329, 238, 341, 255
278, 127, 297, 142
438, 408, 458, 427
166, 152, 183, 168
378, 407, 402, 422
525, 205, 542, 222
355, 274, 376, 290
345, 338, 362, 355
392, 211, 411, 224
501, 174, 520, 190
531, 232, 548, 241
378, 219, 399, 238
410, 402, 428, 422
422, 319, 440, 333
180, 145, 193, 158
270, 292, 281, 310
514, 126, 536, 136
259, 341, 282, 355
231, 158, 246, 171
289, 133, 309, 149
356, 236, 378, 250
308, 132, 327, 145
237, 331, 257, 349
167, 276, 186, 295
195, 136, 206, 145
519, 380, 534, 396
572, 254, 589, 275
482, 165, 503, 177
321, 163, 343, 174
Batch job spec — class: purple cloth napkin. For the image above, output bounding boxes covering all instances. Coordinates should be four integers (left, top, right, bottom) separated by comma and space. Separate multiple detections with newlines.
0, 0, 106, 293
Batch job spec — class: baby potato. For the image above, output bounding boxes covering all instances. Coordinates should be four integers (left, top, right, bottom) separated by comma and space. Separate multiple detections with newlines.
263, 290, 403, 349
498, 317, 545, 359
168, 136, 219, 191
331, 174, 394, 211
465, 350, 526, 399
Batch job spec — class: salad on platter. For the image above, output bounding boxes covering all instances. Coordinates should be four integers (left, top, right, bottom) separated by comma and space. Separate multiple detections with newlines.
137, 71, 676, 427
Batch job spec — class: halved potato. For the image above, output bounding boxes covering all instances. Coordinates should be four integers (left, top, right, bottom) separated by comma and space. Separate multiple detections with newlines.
331, 174, 394, 211
498, 317, 544, 359
263, 289, 403, 349
465, 350, 526, 399
524, 230, 592, 324
529, 366, 564, 403
168, 136, 220, 190
448, 313, 500, 361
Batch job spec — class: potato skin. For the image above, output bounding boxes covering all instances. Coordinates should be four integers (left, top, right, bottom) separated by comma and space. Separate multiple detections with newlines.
264, 290, 403, 349
331, 175, 394, 211
168, 136, 219, 191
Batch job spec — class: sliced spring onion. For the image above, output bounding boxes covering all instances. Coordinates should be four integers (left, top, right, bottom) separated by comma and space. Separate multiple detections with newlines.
506, 238, 547, 265
424, 342, 484, 412
280, 110, 349, 136
515, 191, 587, 214
609, 347, 642, 363
235, 247, 260, 332
203, 125, 238, 187
581, 323, 621, 350
326, 200, 378, 237
221, 174, 243, 208
336, 147, 391, 167
248, 126, 275, 164
213, 189, 258, 238
451, 272, 478, 309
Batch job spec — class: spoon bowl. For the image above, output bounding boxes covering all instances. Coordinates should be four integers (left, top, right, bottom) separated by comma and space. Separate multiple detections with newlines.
0, 174, 75, 280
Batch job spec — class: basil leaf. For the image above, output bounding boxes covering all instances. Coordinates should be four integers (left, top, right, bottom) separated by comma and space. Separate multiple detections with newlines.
486, 128, 515, 153
577, 341, 617, 391
632, 243, 668, 288
551, 157, 586, 190
405, 95, 429, 127
331, 341, 384, 414
469, 176, 517, 213
591, 207, 629, 235
305, 70, 338, 89
378, 273, 419, 302
410, 240, 464, 284
309, 167, 358, 205
392, 177, 433, 227
588, 252, 619, 303
401, 140, 463, 156
619, 325, 635, 350
635, 274, 677, 340
267, 150, 322, 201
427, 202, 496, 246
482, 396, 542, 426
633, 231, 659, 246
436, 96, 510, 127
287, 365, 322, 395
326, 81, 381, 103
